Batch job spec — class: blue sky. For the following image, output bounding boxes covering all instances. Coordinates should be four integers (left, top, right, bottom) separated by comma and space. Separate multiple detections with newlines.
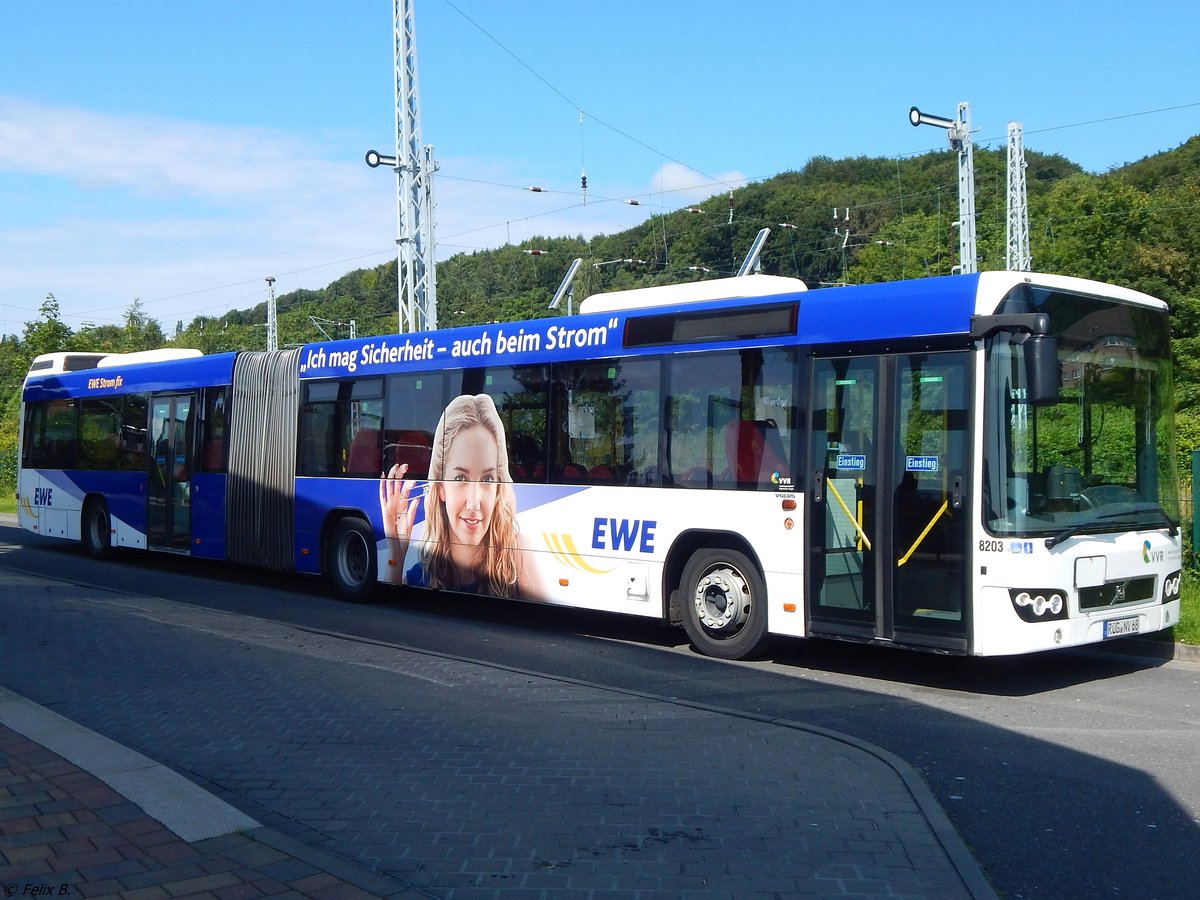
2, 0, 1198, 338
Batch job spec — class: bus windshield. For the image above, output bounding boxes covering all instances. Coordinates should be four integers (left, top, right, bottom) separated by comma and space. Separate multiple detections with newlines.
983, 286, 1179, 538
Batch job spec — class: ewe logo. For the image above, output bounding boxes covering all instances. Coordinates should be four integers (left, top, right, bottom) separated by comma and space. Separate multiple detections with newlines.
1144, 540, 1165, 564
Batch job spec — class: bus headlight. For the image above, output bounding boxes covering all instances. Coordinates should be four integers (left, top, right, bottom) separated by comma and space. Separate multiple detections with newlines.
1163, 570, 1182, 603
1009, 588, 1068, 623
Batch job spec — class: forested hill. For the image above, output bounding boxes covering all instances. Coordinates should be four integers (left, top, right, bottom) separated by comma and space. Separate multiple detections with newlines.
167, 135, 1200, 377
3, 135, 1199, 487
174, 144, 1092, 347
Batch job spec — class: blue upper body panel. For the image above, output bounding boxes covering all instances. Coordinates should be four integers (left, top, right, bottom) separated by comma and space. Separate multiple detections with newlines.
297, 275, 985, 381
21, 276, 988, 398
23, 352, 238, 402
795, 274, 980, 345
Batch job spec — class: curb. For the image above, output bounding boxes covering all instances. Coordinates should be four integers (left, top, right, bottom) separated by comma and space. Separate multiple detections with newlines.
0, 687, 418, 899
1092, 635, 1200, 663
0, 687, 258, 842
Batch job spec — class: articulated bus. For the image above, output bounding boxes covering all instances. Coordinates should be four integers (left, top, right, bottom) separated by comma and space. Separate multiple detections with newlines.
18, 271, 1182, 659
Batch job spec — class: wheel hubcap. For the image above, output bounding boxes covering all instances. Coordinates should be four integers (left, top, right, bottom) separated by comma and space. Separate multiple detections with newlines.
341, 534, 368, 584
693, 564, 751, 635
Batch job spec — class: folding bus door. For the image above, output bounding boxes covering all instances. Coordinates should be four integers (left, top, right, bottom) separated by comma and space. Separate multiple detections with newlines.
147, 393, 195, 552
807, 352, 970, 650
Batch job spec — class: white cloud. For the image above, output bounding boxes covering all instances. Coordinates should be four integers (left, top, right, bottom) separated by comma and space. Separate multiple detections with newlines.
646, 160, 748, 207
0, 97, 349, 202
0, 98, 737, 335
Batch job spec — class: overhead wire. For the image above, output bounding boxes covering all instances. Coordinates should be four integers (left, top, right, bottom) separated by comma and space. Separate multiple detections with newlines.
35, 2, 1200, 341
439, 0, 739, 193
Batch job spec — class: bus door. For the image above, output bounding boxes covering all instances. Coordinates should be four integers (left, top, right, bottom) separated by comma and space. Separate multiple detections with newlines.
148, 393, 195, 552
807, 352, 970, 649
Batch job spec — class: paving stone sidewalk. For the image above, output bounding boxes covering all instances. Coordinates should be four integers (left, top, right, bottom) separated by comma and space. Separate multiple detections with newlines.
1, 568, 995, 899
0, 722, 416, 899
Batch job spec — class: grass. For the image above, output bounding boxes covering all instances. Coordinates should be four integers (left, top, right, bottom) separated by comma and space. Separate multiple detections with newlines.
1176, 571, 1200, 644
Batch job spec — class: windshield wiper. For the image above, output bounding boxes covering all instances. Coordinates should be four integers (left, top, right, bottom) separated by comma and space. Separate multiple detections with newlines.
1044, 503, 1177, 550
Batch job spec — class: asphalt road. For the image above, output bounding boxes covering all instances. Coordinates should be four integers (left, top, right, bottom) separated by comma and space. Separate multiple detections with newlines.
2, 524, 1197, 899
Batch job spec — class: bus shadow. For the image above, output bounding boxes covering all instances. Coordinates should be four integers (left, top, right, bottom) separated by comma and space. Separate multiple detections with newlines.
5, 530, 1199, 900
381, 582, 1174, 699
759, 635, 1174, 697
4, 528, 1176, 701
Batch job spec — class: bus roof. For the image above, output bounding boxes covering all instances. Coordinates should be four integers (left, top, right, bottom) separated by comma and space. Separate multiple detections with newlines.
26, 348, 204, 379
25, 352, 111, 377
293, 271, 1168, 381
578, 274, 807, 313
96, 348, 203, 368
23, 351, 237, 402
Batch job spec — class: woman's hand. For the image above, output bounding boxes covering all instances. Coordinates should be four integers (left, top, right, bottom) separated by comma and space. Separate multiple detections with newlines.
379, 463, 420, 550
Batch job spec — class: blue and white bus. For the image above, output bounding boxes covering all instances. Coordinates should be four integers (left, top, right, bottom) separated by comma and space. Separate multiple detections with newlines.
18, 271, 1182, 659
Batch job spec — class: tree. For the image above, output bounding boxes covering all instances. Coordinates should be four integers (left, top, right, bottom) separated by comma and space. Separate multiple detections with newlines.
120, 298, 165, 352
846, 211, 951, 283
1033, 175, 1150, 284
22, 293, 73, 359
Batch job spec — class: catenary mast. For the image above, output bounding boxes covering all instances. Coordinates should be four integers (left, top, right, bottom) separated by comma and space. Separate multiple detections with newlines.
1006, 121, 1032, 271
367, 0, 438, 332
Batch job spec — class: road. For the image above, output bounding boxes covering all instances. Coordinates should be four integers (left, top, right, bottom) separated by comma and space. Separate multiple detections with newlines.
1, 523, 1197, 899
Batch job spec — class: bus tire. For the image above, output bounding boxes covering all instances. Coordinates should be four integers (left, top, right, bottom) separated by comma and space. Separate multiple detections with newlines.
81, 499, 113, 560
680, 547, 769, 660
326, 517, 377, 603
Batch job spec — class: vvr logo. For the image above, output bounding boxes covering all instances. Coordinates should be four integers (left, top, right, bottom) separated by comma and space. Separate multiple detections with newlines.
1143, 540, 1165, 564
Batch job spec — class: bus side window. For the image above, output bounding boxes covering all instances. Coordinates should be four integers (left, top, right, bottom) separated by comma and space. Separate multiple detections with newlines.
298, 400, 337, 476
475, 364, 549, 483
384, 429, 433, 479
199, 388, 227, 473
120, 394, 149, 470
202, 438, 225, 471
720, 419, 790, 488
30, 399, 77, 469
551, 357, 660, 488
345, 428, 382, 475
78, 398, 123, 471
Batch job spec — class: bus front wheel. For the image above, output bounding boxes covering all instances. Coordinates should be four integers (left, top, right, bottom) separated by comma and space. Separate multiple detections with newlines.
326, 517, 377, 603
680, 548, 769, 660
81, 499, 113, 560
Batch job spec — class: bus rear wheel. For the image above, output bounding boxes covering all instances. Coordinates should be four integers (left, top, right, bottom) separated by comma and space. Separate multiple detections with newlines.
82, 499, 113, 560
680, 548, 768, 660
326, 517, 377, 603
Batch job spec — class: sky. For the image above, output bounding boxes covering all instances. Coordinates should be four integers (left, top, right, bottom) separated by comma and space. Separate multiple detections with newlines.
2, 0, 1198, 339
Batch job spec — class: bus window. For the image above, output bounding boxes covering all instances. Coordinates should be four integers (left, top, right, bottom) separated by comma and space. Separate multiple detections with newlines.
298, 400, 337, 475
383, 372, 446, 479
470, 365, 549, 483
667, 348, 796, 489
199, 388, 227, 473
24, 399, 77, 469
297, 378, 384, 477
555, 358, 661, 486
343, 379, 384, 476
345, 426, 382, 475
78, 398, 124, 470
120, 394, 149, 470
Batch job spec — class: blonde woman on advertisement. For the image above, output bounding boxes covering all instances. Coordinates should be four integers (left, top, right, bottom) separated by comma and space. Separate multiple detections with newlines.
379, 393, 547, 601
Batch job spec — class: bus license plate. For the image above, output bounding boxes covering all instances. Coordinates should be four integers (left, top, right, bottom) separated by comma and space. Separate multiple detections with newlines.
1103, 617, 1140, 639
